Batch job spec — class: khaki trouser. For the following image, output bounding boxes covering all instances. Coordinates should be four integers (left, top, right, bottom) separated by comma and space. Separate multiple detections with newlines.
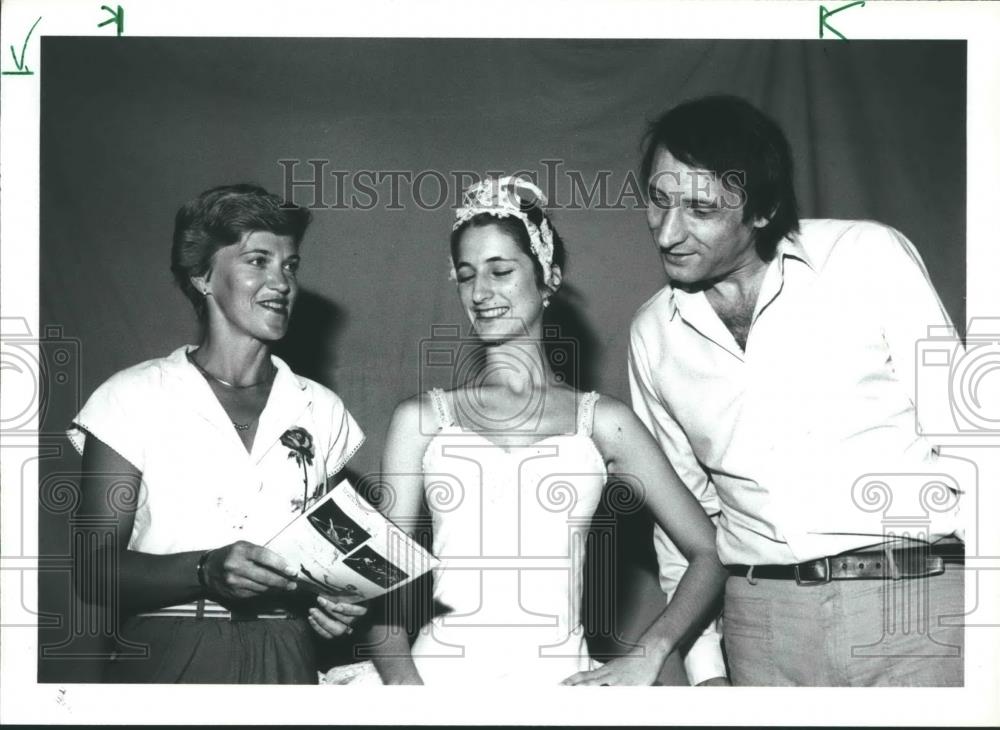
723, 568, 964, 686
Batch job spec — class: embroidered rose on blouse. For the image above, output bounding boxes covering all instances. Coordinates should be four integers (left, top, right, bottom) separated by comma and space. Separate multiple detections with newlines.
282, 427, 314, 461
282, 427, 316, 513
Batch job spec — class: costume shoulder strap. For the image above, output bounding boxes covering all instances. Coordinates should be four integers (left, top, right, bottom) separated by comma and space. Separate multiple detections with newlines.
428, 388, 455, 430
576, 391, 600, 437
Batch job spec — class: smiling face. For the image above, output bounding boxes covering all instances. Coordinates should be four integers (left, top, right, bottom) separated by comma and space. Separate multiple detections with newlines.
195, 230, 300, 343
454, 224, 553, 342
646, 147, 768, 288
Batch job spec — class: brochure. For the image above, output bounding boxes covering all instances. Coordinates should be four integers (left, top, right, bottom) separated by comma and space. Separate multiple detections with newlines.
266, 479, 437, 603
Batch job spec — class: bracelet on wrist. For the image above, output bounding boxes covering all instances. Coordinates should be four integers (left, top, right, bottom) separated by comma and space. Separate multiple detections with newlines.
196, 549, 214, 594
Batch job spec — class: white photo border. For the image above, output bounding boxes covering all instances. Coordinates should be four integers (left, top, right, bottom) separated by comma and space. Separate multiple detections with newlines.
2, 0, 999, 725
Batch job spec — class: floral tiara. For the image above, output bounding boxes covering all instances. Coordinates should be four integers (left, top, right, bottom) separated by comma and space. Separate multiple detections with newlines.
451, 176, 556, 288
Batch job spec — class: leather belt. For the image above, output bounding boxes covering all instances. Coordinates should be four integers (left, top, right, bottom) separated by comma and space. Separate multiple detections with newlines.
728, 542, 964, 586
137, 599, 292, 621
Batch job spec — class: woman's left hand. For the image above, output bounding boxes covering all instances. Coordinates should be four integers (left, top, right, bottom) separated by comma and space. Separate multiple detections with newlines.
560, 648, 665, 686
307, 595, 368, 639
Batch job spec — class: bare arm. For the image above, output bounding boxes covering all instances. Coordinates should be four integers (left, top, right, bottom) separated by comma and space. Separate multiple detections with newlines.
75, 434, 299, 614
628, 334, 727, 685
363, 397, 433, 685
562, 397, 727, 686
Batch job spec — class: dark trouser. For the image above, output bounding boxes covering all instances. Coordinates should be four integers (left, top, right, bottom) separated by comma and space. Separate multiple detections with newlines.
104, 615, 318, 684
723, 568, 963, 686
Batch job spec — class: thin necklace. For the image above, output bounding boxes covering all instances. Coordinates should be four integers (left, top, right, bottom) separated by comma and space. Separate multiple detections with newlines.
186, 350, 275, 389
187, 350, 273, 432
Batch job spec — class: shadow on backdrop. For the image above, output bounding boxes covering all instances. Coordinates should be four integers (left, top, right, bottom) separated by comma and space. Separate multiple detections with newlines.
545, 282, 602, 393
273, 289, 348, 388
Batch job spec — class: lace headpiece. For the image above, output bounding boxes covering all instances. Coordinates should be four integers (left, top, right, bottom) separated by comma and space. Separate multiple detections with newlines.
451, 176, 556, 288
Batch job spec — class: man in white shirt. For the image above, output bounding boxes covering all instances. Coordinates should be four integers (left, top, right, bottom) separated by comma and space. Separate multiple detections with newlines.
629, 95, 964, 686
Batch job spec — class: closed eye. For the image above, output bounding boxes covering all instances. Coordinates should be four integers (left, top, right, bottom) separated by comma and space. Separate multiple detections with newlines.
648, 192, 673, 209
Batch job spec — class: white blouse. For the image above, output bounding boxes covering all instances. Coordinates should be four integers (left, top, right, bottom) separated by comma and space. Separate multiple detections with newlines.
68, 346, 365, 556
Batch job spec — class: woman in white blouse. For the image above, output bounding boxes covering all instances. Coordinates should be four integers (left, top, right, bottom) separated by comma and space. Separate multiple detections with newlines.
70, 184, 366, 683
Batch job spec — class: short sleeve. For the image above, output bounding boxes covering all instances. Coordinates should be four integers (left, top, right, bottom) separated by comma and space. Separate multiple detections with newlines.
323, 399, 365, 478
66, 371, 147, 471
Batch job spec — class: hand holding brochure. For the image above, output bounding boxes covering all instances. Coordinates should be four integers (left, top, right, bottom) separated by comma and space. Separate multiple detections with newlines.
266, 479, 437, 603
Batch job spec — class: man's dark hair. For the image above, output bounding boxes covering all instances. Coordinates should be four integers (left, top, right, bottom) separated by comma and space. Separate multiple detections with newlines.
170, 183, 312, 322
640, 95, 800, 260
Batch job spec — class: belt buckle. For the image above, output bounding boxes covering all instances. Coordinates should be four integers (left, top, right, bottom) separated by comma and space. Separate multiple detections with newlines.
230, 608, 259, 622
794, 557, 832, 586
898, 554, 946, 579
